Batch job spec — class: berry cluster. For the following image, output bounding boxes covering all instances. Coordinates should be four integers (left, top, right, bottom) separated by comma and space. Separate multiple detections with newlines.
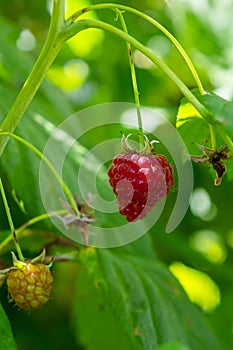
108, 135, 174, 222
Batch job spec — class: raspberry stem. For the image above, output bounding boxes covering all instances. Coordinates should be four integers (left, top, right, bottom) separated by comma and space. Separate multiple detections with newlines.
63, 19, 213, 122
0, 178, 24, 262
68, 3, 205, 95
116, 10, 143, 143
0, 0, 231, 159
69, 3, 220, 151
0, 210, 67, 254
0, 132, 79, 216
210, 125, 217, 151
0, 0, 66, 156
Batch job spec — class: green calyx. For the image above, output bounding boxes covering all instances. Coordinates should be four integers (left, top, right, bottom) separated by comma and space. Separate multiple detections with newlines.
0, 249, 52, 278
121, 133, 159, 155
11, 248, 50, 269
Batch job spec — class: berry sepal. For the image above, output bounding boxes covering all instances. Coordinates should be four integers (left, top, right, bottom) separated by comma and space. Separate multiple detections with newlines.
121, 133, 159, 155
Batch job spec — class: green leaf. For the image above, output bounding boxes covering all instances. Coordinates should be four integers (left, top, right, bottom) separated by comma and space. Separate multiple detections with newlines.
0, 116, 50, 220
176, 89, 233, 181
177, 88, 233, 136
73, 269, 134, 350
157, 341, 191, 350
176, 90, 212, 154
200, 93, 233, 136
0, 304, 17, 350
0, 108, 78, 227
79, 244, 222, 350
0, 13, 77, 224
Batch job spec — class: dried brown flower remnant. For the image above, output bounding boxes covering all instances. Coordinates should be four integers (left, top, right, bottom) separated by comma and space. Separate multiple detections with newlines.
190, 144, 231, 186
53, 195, 95, 246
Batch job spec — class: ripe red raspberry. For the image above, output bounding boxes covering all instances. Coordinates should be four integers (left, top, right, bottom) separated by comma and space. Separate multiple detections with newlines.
7, 263, 53, 311
108, 152, 173, 222
156, 154, 174, 193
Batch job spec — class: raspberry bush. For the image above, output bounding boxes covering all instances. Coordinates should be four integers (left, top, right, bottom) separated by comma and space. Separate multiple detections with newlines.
0, 1, 232, 350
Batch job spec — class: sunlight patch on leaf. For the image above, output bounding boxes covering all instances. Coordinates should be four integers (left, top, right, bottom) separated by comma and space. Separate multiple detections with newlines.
66, 0, 104, 57
176, 92, 210, 155
176, 90, 233, 181
176, 101, 202, 128
170, 262, 221, 313
67, 28, 104, 58
66, 0, 90, 18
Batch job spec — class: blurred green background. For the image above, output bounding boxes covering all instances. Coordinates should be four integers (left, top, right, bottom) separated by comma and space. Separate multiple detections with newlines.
0, 0, 232, 349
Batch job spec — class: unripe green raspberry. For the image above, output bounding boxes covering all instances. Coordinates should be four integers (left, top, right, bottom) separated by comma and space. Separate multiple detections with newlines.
7, 263, 53, 311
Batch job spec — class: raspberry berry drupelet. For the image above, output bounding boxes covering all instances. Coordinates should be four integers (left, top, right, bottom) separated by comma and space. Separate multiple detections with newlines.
6, 251, 53, 311
108, 134, 174, 222
7, 262, 53, 311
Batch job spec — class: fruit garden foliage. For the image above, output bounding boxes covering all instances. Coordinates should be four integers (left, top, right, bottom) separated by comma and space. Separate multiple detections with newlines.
0, 1, 233, 350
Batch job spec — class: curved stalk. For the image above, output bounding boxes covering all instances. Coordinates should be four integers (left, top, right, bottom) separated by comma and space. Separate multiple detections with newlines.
69, 3, 220, 150
65, 18, 233, 151
0, 132, 79, 215
0, 210, 67, 254
70, 4, 222, 150
68, 3, 205, 95
0, 1, 230, 156
62, 18, 214, 124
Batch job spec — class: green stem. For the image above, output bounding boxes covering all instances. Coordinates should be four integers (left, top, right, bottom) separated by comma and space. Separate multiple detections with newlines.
68, 3, 205, 95
210, 125, 217, 150
0, 0, 66, 156
116, 10, 143, 144
0, 178, 24, 261
0, 0, 228, 157
62, 18, 214, 125
0, 210, 67, 255
72, 4, 222, 151
216, 127, 233, 154
0, 132, 79, 215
